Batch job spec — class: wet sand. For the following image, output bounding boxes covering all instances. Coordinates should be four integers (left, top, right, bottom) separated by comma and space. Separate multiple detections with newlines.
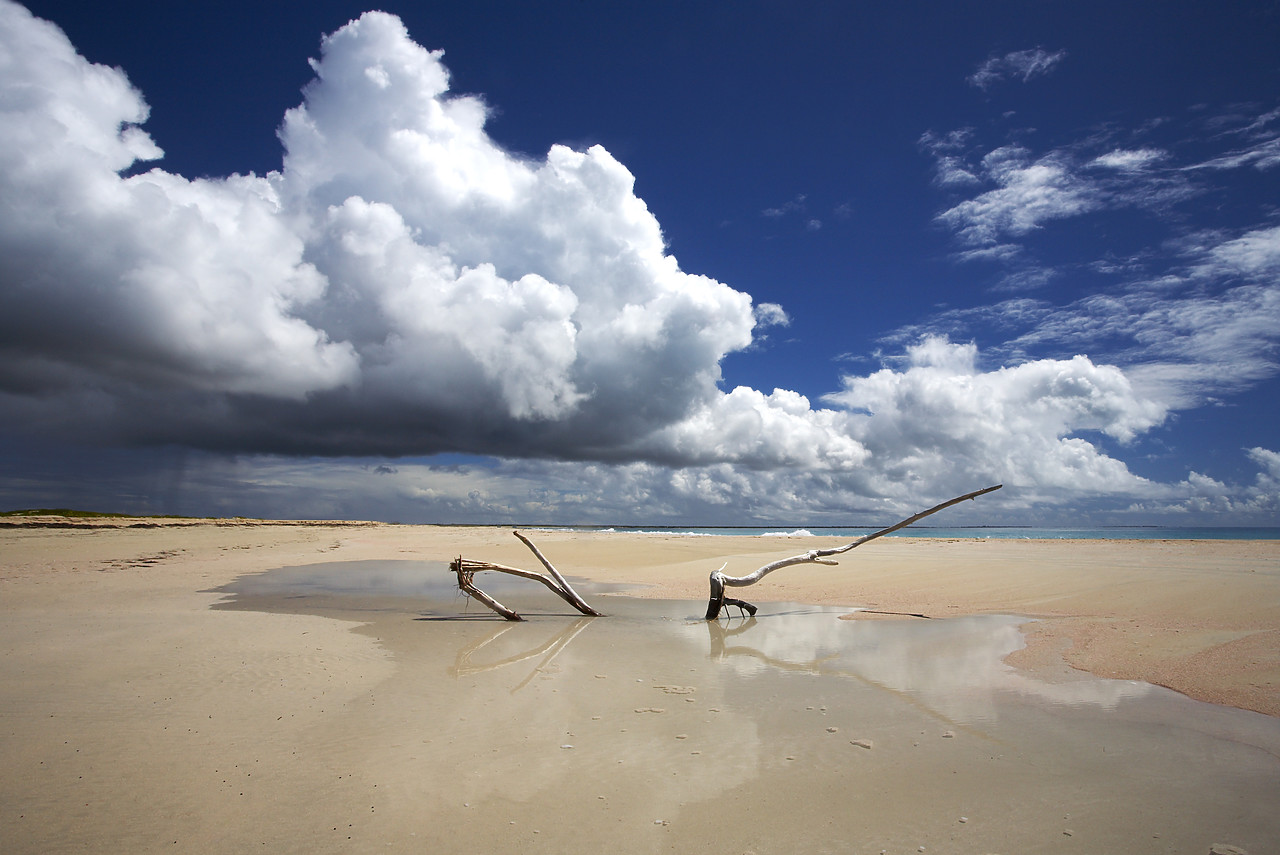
1, 519, 1278, 853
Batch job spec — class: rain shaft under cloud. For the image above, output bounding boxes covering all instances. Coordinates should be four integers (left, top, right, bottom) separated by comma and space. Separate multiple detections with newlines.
1, 2, 1276, 522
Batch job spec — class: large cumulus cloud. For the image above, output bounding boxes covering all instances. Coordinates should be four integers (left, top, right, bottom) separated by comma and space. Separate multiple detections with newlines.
0, 5, 356, 405
0, 5, 758, 457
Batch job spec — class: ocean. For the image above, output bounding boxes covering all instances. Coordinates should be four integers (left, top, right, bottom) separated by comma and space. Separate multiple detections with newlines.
532, 525, 1280, 540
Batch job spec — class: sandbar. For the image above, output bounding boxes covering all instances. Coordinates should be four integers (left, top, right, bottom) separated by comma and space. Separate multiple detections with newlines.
2, 518, 1277, 853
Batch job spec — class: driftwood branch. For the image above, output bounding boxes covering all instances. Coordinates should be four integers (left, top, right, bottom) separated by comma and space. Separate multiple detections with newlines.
450, 530, 603, 621
451, 557, 523, 620
448, 487, 1001, 623
705, 484, 1003, 620
510, 530, 601, 617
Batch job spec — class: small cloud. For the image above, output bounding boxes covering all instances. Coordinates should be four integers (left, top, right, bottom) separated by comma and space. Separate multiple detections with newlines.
1248, 446, 1280, 484
762, 194, 807, 218
754, 302, 790, 328
954, 243, 1023, 263
936, 147, 1101, 248
761, 194, 824, 233
1194, 224, 1280, 279
968, 48, 1068, 91
933, 160, 982, 187
1186, 136, 1280, 172
1091, 148, 1166, 171
919, 128, 982, 187
992, 266, 1058, 292
918, 127, 975, 156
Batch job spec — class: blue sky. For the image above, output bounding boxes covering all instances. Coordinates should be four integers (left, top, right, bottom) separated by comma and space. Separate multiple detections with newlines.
2, 0, 1279, 525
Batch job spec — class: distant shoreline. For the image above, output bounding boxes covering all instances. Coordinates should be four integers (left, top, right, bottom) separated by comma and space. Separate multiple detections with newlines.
3, 512, 1277, 540
0, 514, 382, 530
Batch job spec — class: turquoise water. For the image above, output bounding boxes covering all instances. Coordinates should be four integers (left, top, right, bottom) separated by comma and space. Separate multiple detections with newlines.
534, 525, 1280, 540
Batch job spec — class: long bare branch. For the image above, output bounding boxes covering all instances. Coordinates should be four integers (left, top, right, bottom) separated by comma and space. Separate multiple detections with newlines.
706, 484, 1003, 619
512, 530, 603, 616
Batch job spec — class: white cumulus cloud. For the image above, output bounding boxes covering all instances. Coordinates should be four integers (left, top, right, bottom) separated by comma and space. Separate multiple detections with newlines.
0, 4, 762, 457
0, 2, 358, 402
826, 337, 1168, 497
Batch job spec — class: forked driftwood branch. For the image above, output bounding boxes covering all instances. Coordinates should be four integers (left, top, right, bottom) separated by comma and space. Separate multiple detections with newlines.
450, 530, 603, 621
704, 485, 1003, 620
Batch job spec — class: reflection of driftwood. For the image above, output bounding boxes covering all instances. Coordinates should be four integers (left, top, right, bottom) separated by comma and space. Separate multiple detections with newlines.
450, 617, 596, 691
705, 485, 1003, 620
450, 530, 603, 621
704, 617, 841, 671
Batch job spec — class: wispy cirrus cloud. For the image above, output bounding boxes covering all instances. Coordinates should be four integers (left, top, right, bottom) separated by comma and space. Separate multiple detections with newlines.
928, 141, 1205, 259
1190, 105, 1280, 170
922, 99, 1280, 281
936, 145, 1103, 249
1091, 148, 1167, 172
967, 48, 1067, 91
880, 221, 1280, 413
897, 86, 1280, 424
918, 128, 983, 187
1188, 136, 1280, 171
761, 194, 823, 230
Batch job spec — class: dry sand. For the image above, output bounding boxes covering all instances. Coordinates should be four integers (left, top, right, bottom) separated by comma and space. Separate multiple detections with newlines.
2, 518, 1277, 853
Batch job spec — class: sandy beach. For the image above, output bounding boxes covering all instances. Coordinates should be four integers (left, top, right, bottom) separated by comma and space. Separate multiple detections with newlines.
2, 518, 1278, 853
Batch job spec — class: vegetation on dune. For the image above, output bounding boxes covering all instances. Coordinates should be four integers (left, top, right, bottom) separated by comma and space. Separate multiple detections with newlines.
2, 508, 198, 519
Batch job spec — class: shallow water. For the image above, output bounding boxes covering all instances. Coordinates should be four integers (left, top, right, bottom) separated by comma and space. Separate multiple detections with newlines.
533, 524, 1280, 540
211, 560, 1280, 854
